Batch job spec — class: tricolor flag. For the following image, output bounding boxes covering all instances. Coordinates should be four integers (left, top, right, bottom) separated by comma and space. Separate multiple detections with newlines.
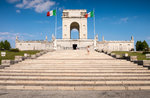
85, 11, 94, 18
47, 10, 56, 16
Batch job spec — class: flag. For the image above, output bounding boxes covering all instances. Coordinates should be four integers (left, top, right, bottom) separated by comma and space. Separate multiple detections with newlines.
47, 10, 56, 16
85, 11, 94, 18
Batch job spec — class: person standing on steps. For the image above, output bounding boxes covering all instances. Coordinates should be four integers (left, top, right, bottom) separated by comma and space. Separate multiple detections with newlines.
87, 46, 90, 55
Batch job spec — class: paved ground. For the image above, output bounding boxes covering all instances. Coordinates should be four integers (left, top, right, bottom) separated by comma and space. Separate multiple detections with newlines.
0, 90, 150, 98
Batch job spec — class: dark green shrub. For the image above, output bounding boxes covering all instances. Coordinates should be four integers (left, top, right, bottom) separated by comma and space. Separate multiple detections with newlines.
10, 48, 20, 52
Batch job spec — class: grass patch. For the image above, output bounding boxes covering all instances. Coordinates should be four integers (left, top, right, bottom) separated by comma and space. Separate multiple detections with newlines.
112, 51, 150, 60
0, 50, 40, 65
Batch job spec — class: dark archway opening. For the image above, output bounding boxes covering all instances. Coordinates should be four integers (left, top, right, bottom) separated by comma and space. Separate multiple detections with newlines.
73, 44, 77, 50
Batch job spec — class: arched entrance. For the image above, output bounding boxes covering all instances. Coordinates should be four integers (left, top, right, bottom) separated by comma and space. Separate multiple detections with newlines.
70, 22, 80, 39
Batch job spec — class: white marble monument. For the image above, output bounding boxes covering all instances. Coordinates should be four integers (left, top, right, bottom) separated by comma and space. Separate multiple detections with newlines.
15, 9, 134, 51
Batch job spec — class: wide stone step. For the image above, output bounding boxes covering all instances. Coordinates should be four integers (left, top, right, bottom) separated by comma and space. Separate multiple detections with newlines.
1, 85, 150, 90
37, 58, 115, 59
20, 59, 131, 62
0, 69, 149, 73
5, 67, 148, 70
0, 80, 150, 86
0, 50, 149, 91
12, 64, 137, 67
1, 73, 150, 76
3, 67, 148, 70
0, 76, 150, 81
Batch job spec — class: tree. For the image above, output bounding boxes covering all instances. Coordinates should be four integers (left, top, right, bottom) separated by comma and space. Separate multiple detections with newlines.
136, 41, 142, 51
142, 40, 149, 51
0, 41, 4, 50
4, 40, 11, 50
136, 40, 149, 51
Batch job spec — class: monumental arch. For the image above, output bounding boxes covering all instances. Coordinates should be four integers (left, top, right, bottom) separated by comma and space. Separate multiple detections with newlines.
56, 9, 93, 50
15, 9, 134, 51
62, 10, 87, 39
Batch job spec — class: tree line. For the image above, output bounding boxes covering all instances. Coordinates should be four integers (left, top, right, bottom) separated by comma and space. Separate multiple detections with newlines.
0, 40, 11, 50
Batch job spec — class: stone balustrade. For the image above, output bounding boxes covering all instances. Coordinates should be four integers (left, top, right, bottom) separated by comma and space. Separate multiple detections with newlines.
115, 55, 121, 59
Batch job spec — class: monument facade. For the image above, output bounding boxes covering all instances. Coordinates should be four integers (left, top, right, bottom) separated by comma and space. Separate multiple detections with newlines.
62, 10, 87, 39
15, 9, 134, 51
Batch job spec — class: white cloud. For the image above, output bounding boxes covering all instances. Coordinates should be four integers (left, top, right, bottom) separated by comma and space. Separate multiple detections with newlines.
6, 0, 20, 3
0, 32, 17, 41
112, 17, 129, 24
0, 32, 34, 41
0, 32, 10, 35
16, 9, 21, 13
16, 0, 55, 13
120, 17, 128, 23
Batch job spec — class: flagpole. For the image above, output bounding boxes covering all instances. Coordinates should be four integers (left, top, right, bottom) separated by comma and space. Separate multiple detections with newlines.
55, 7, 57, 39
93, 8, 95, 39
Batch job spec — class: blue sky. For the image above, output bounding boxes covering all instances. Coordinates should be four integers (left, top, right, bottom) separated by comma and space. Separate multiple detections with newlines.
0, 0, 150, 48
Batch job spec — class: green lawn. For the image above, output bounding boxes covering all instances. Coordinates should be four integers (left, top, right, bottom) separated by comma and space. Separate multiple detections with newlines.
0, 50, 40, 65
112, 51, 150, 60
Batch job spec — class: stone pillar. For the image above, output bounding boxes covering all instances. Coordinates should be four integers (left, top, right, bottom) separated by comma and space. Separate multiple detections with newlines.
102, 36, 104, 41
54, 39, 57, 50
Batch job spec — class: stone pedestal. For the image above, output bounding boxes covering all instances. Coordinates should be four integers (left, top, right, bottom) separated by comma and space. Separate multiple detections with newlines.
123, 53, 128, 57
129, 56, 137, 61
106, 51, 111, 55
115, 55, 121, 59
36, 53, 41, 57
146, 54, 150, 59
1, 60, 14, 66
143, 60, 150, 66
15, 56, 23, 62
110, 53, 116, 57
31, 55, 37, 59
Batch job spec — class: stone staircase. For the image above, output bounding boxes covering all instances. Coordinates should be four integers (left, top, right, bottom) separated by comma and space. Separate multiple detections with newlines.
0, 50, 150, 90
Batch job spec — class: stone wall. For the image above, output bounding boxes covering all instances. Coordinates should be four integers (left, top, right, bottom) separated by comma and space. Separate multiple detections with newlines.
15, 39, 134, 51
15, 40, 54, 51
97, 40, 134, 51
56, 39, 94, 50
